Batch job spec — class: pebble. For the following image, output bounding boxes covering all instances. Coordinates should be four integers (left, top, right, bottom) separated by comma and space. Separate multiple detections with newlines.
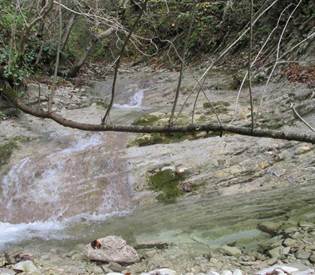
295, 250, 311, 260
220, 245, 242, 257
309, 252, 315, 263
141, 268, 176, 275
233, 269, 243, 275
0, 268, 16, 275
256, 265, 299, 275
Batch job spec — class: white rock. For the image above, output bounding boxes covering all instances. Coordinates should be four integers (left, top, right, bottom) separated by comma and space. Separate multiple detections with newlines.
0, 268, 16, 275
141, 268, 176, 275
293, 269, 315, 275
86, 235, 139, 264
207, 272, 220, 275
106, 273, 123, 275
175, 165, 190, 176
13, 260, 38, 273
233, 269, 243, 275
256, 265, 299, 275
222, 271, 233, 275
161, 165, 176, 172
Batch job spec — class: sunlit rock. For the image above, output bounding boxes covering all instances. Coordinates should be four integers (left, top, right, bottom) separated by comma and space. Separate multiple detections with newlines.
86, 236, 139, 264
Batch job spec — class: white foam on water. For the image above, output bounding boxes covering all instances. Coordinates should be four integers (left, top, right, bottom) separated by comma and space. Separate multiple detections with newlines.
114, 89, 144, 109
0, 209, 133, 249
0, 220, 65, 249
61, 134, 102, 154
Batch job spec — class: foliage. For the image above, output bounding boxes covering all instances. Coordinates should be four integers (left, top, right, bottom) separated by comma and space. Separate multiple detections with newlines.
0, 47, 32, 85
0, 0, 313, 85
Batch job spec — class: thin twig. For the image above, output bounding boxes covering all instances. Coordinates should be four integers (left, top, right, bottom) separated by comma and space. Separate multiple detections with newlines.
248, 0, 254, 132
231, 3, 292, 122
259, 0, 303, 110
101, 0, 147, 124
189, 0, 279, 123
291, 103, 315, 132
169, 1, 196, 127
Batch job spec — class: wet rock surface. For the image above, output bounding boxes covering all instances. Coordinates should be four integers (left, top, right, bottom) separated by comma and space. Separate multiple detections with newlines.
0, 66, 315, 274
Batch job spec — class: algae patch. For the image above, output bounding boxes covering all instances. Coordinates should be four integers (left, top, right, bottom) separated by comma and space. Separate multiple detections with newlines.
148, 169, 184, 204
0, 136, 31, 167
0, 141, 18, 167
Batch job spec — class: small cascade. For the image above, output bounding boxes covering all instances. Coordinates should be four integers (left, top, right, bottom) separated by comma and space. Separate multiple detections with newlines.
114, 89, 144, 109
0, 132, 132, 248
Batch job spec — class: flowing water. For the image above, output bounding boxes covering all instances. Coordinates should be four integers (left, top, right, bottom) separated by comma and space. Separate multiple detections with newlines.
0, 88, 146, 249
0, 74, 314, 259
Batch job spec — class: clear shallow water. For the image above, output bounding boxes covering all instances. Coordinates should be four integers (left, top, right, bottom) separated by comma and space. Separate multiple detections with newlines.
8, 182, 314, 253
0, 87, 148, 250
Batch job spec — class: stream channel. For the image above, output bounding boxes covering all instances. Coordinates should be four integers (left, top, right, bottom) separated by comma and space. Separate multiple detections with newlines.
0, 70, 314, 270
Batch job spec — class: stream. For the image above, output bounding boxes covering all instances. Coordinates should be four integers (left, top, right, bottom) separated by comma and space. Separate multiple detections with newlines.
0, 70, 314, 274
0, 86, 145, 249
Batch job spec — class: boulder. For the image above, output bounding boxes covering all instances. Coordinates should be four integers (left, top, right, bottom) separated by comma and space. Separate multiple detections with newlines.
86, 236, 139, 264
13, 260, 38, 273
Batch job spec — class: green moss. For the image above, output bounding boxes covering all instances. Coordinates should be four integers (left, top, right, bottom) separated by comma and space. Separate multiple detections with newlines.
0, 140, 18, 167
149, 169, 184, 203
0, 136, 31, 167
203, 101, 230, 114
94, 100, 108, 109
132, 113, 161, 126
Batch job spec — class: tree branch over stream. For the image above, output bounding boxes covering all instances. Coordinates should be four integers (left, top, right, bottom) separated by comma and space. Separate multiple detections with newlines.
3, 87, 315, 144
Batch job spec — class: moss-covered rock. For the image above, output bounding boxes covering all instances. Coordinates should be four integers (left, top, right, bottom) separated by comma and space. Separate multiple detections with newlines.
148, 168, 184, 203
132, 113, 163, 126
0, 136, 31, 168
0, 140, 18, 167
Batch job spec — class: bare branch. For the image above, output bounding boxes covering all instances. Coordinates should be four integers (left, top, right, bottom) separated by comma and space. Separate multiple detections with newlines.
291, 103, 315, 132
169, 1, 196, 127
248, 0, 254, 132
101, 1, 147, 124
4, 90, 315, 144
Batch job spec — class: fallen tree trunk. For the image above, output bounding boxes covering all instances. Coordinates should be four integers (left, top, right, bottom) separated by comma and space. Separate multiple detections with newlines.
3, 87, 315, 144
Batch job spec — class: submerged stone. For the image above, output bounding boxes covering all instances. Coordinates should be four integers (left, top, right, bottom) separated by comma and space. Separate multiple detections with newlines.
257, 222, 282, 235
220, 245, 242, 257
